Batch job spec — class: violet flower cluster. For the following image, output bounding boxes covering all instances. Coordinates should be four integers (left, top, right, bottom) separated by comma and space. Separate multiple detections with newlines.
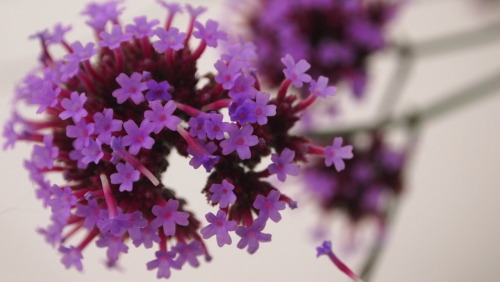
3, 0, 353, 278
235, 0, 399, 97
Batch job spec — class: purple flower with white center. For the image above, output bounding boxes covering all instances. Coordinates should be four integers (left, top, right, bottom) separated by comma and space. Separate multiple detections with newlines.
324, 137, 353, 172
310, 76, 336, 98
122, 119, 155, 155
232, 100, 258, 124
125, 16, 160, 38
188, 113, 209, 139
200, 210, 237, 247
268, 148, 299, 182
95, 233, 129, 262
131, 225, 160, 248
110, 162, 140, 192
66, 41, 97, 62
152, 27, 186, 53
151, 200, 189, 236
59, 246, 83, 271
253, 190, 286, 222
97, 211, 134, 236
187, 140, 220, 172
220, 124, 259, 160
93, 109, 123, 144
81, 139, 104, 165
146, 250, 180, 279
59, 91, 88, 122
145, 79, 172, 101
253, 91, 276, 125
171, 241, 204, 267
193, 19, 227, 47
281, 54, 311, 88
112, 72, 147, 104
31, 134, 58, 169
66, 121, 94, 150
204, 113, 227, 140
236, 219, 272, 254
144, 100, 181, 133
214, 60, 241, 90
75, 199, 102, 230
209, 179, 236, 208
99, 24, 132, 50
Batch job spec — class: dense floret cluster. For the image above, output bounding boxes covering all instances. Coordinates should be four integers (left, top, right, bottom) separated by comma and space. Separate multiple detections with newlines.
3, 1, 352, 278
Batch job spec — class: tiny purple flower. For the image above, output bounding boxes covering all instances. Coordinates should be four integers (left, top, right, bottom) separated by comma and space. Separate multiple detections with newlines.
145, 79, 172, 101
38, 224, 63, 247
186, 4, 207, 19
188, 113, 209, 139
110, 162, 140, 192
146, 250, 180, 279
253, 91, 276, 125
236, 219, 272, 254
232, 101, 257, 124
99, 24, 132, 50
204, 113, 227, 140
144, 100, 181, 133
31, 134, 59, 169
200, 210, 237, 247
49, 23, 72, 44
95, 233, 129, 262
59, 246, 83, 271
187, 140, 220, 172
112, 72, 147, 104
93, 108, 123, 144
171, 241, 204, 268
66, 121, 94, 150
81, 139, 104, 165
59, 91, 88, 122
310, 76, 336, 98
75, 199, 103, 230
97, 211, 133, 236
209, 179, 237, 208
214, 60, 241, 90
152, 27, 186, 53
281, 54, 312, 88
125, 16, 160, 38
33, 82, 60, 114
193, 19, 227, 47
253, 190, 287, 222
122, 119, 155, 155
268, 148, 299, 182
151, 200, 189, 236
131, 225, 161, 249
66, 41, 97, 62
324, 137, 353, 172
220, 124, 259, 160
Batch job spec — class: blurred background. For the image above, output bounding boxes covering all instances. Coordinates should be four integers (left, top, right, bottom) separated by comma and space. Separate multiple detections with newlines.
0, 0, 499, 281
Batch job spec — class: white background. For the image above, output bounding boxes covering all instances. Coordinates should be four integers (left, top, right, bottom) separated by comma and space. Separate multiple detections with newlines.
0, 0, 499, 281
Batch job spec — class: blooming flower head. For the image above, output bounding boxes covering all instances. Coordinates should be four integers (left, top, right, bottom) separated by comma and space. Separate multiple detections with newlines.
3, 0, 352, 278
233, 0, 399, 98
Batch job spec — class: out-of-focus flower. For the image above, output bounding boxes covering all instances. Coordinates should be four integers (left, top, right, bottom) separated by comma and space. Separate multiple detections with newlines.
3, 0, 351, 278
233, 0, 399, 98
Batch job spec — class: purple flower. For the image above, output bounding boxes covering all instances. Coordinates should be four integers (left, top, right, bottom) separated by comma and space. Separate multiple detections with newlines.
157, 1, 183, 15
215, 60, 241, 90
112, 72, 147, 104
93, 109, 123, 144
131, 225, 160, 249
82, 1, 124, 31
122, 119, 155, 155
204, 113, 227, 140
220, 124, 259, 160
281, 54, 311, 88
97, 211, 133, 236
152, 27, 186, 53
95, 234, 129, 262
81, 139, 104, 165
187, 140, 220, 172
59, 91, 88, 122
32, 82, 61, 114
209, 179, 236, 208
146, 250, 181, 279
75, 199, 103, 230
66, 121, 94, 150
253, 91, 276, 125
232, 100, 258, 124
145, 79, 172, 101
66, 41, 97, 62
151, 200, 189, 236
316, 240, 333, 257
236, 220, 272, 254
186, 4, 207, 19
31, 135, 59, 169
253, 190, 286, 222
171, 241, 204, 267
310, 76, 336, 98
49, 23, 72, 44
268, 148, 299, 182
188, 113, 209, 140
110, 162, 140, 192
144, 100, 181, 133
193, 19, 227, 47
324, 137, 353, 172
99, 24, 132, 50
200, 210, 237, 247
59, 246, 83, 271
125, 16, 160, 38
38, 224, 63, 247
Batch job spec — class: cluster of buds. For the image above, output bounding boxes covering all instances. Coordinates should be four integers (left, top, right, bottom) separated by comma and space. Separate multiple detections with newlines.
234, 0, 399, 97
3, 1, 353, 278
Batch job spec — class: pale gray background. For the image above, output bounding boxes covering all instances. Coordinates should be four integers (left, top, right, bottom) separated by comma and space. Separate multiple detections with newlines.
0, 0, 499, 281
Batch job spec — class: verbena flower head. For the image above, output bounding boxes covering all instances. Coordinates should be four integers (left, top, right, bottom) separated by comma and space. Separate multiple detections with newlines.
234, 0, 399, 98
3, 0, 352, 278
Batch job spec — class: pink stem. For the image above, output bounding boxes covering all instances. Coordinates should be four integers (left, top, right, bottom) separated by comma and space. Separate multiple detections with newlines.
100, 173, 118, 218
201, 99, 232, 111
277, 79, 292, 101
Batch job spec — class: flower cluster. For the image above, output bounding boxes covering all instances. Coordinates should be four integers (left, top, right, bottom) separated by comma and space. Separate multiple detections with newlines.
303, 132, 406, 227
234, 0, 399, 97
3, 0, 352, 278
